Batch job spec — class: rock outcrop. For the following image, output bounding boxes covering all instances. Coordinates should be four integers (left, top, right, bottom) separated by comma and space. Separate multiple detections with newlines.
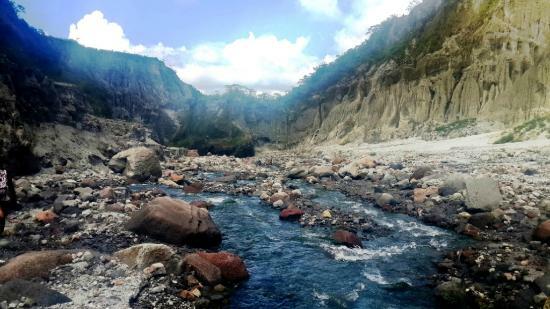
108, 147, 162, 182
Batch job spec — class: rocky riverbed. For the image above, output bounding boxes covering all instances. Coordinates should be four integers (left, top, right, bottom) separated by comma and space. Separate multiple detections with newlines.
0, 135, 549, 308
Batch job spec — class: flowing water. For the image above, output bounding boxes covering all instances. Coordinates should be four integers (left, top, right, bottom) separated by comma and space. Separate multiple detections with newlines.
140, 181, 466, 309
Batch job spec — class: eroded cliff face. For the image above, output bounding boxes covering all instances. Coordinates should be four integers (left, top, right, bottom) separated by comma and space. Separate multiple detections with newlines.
288, 0, 550, 145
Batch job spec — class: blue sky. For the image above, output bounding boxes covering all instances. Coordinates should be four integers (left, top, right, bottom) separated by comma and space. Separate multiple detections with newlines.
16, 0, 412, 93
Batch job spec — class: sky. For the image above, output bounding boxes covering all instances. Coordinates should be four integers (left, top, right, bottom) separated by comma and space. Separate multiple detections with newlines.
15, 0, 413, 94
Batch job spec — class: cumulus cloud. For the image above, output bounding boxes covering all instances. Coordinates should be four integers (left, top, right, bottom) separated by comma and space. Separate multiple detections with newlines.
68, 11, 319, 93
299, 0, 341, 18
334, 0, 411, 52
177, 33, 318, 93
68, 10, 183, 60
69, 10, 131, 52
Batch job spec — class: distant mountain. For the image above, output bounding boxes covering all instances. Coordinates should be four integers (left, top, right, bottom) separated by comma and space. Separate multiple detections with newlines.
0, 0, 258, 169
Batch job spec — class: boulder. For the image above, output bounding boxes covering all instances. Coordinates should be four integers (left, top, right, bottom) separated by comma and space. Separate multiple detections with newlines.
413, 187, 439, 203
287, 168, 307, 179
0, 279, 71, 306
310, 166, 334, 178
190, 200, 213, 209
169, 173, 185, 184
35, 210, 57, 224
339, 163, 362, 179
108, 147, 162, 183
279, 209, 304, 220
159, 178, 179, 188
126, 197, 221, 247
410, 166, 432, 180
0, 250, 74, 283
114, 243, 178, 272
74, 187, 94, 201
98, 187, 115, 199
464, 177, 502, 212
376, 193, 394, 207
533, 220, 550, 242
183, 253, 221, 285
197, 252, 249, 281
439, 174, 466, 196
183, 182, 204, 194
459, 223, 480, 238
435, 278, 467, 307
468, 212, 498, 229
356, 156, 377, 168
270, 192, 289, 204
322, 210, 332, 219
333, 230, 363, 248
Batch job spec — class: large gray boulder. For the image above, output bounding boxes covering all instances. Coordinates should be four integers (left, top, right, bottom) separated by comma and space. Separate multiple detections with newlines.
126, 197, 222, 247
108, 147, 161, 182
464, 177, 502, 212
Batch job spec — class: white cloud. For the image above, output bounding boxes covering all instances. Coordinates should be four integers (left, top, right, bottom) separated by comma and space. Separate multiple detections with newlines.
177, 33, 318, 93
68, 10, 185, 60
69, 10, 131, 52
68, 11, 319, 94
334, 0, 411, 52
299, 0, 341, 18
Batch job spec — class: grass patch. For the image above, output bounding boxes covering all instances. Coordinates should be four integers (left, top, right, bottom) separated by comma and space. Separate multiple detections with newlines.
494, 133, 516, 144
435, 118, 476, 135
494, 115, 550, 144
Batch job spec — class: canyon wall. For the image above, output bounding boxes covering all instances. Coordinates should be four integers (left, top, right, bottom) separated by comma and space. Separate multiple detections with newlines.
286, 0, 550, 145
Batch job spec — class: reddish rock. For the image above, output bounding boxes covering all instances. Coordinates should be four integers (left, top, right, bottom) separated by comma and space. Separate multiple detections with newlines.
187, 150, 200, 157
179, 289, 198, 301
183, 253, 221, 285
35, 210, 57, 224
413, 187, 439, 203
126, 197, 221, 247
533, 220, 550, 242
170, 173, 185, 184
99, 187, 115, 199
460, 223, 480, 238
184, 182, 204, 194
0, 250, 74, 283
333, 230, 363, 248
279, 209, 304, 221
197, 252, 249, 281
80, 178, 97, 188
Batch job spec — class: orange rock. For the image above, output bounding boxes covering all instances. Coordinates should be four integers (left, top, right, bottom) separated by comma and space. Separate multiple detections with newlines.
35, 210, 57, 224
170, 173, 185, 184
533, 220, 550, 242
413, 187, 439, 203
179, 289, 198, 301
